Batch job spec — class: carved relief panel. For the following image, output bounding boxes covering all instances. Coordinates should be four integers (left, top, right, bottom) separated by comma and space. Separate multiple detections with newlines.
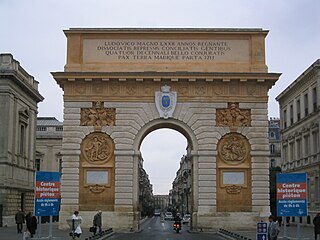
79, 132, 115, 211
82, 132, 114, 164
80, 101, 116, 126
216, 102, 251, 127
216, 133, 252, 212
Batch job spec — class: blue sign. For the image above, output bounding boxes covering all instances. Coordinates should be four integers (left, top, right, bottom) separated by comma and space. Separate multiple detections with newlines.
256, 222, 267, 240
257, 233, 267, 240
277, 173, 307, 217
35, 171, 61, 216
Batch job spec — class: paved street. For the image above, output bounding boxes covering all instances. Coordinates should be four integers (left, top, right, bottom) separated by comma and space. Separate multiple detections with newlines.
0, 217, 316, 240
109, 217, 225, 240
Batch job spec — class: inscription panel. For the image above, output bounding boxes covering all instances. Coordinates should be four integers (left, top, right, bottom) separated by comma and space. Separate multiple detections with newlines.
223, 171, 245, 185
86, 171, 109, 185
83, 39, 249, 64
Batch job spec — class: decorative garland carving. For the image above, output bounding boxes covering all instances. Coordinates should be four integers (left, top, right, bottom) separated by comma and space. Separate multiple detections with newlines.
82, 132, 114, 164
218, 133, 249, 164
80, 101, 115, 126
225, 185, 242, 194
216, 102, 251, 127
87, 184, 106, 194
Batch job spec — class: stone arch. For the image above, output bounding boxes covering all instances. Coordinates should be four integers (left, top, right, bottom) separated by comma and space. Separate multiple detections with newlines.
53, 28, 280, 231
133, 118, 198, 152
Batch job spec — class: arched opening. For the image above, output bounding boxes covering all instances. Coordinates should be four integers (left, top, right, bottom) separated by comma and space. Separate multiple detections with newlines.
140, 129, 188, 195
134, 119, 197, 226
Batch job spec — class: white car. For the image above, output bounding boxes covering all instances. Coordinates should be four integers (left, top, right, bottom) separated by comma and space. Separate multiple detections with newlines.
182, 214, 191, 224
164, 212, 173, 220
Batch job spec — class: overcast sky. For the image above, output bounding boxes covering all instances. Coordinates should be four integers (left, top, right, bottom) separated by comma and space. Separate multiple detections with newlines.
1, 0, 320, 194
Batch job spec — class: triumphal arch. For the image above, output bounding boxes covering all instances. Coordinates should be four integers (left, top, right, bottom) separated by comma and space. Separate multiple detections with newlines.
52, 28, 280, 231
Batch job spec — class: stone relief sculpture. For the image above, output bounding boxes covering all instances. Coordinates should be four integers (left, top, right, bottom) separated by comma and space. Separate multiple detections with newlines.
218, 133, 249, 164
82, 132, 114, 164
89, 184, 106, 194
80, 101, 115, 126
216, 102, 251, 127
225, 185, 242, 194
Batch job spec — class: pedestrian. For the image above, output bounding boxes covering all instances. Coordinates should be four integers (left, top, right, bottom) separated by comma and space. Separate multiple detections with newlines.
26, 212, 37, 238
268, 215, 280, 240
15, 209, 25, 233
277, 216, 282, 227
313, 212, 320, 240
72, 211, 82, 238
93, 210, 102, 235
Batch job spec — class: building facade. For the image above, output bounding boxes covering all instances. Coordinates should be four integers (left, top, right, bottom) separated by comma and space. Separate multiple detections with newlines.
268, 118, 281, 168
172, 152, 192, 216
153, 195, 169, 213
138, 157, 154, 218
276, 59, 320, 224
35, 117, 63, 172
0, 54, 43, 227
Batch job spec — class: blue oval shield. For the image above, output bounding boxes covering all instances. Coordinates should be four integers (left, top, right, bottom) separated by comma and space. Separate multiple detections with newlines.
162, 95, 170, 108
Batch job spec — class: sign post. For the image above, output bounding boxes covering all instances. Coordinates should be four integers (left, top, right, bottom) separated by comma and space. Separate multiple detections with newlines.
35, 171, 61, 239
277, 173, 308, 239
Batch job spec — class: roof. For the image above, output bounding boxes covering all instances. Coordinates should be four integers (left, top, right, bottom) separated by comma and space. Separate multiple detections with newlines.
276, 59, 320, 101
37, 117, 63, 126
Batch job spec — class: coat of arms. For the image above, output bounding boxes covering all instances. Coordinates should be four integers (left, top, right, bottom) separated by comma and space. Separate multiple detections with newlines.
155, 85, 177, 119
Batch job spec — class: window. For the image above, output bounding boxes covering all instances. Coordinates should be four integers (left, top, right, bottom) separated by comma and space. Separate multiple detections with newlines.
270, 131, 275, 139
290, 104, 293, 125
270, 159, 276, 168
19, 124, 26, 156
37, 126, 47, 131
296, 99, 301, 121
313, 131, 319, 154
304, 93, 309, 116
283, 145, 288, 163
56, 126, 63, 131
35, 159, 41, 171
296, 139, 302, 160
313, 87, 317, 112
283, 109, 287, 128
289, 142, 295, 161
316, 177, 320, 202
304, 135, 310, 157
270, 144, 275, 154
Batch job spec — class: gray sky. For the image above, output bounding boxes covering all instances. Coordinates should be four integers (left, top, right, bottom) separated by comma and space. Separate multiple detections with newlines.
1, 0, 320, 194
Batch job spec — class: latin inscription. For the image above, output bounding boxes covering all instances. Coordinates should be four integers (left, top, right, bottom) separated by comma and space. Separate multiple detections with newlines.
83, 39, 249, 63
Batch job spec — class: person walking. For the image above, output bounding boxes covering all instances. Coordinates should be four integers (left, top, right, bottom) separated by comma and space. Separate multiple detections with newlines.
26, 212, 37, 238
72, 211, 82, 238
15, 209, 25, 233
313, 213, 320, 240
93, 210, 102, 235
268, 215, 280, 240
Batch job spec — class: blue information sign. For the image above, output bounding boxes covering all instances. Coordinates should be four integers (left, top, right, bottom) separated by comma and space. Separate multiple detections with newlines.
277, 173, 307, 217
35, 171, 61, 216
256, 222, 267, 240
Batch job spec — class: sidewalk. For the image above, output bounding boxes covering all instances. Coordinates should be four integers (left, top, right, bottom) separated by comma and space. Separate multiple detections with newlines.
232, 225, 315, 240
0, 223, 95, 240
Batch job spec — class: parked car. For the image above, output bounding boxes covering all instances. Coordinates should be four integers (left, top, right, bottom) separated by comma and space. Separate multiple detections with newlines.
164, 212, 173, 220
182, 214, 191, 224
